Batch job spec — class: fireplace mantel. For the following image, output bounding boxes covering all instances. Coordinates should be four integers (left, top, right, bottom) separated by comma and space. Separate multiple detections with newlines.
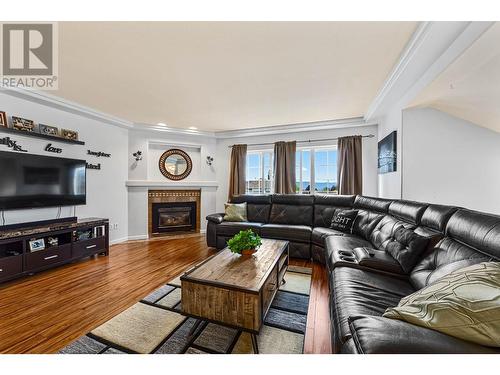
126, 180, 218, 188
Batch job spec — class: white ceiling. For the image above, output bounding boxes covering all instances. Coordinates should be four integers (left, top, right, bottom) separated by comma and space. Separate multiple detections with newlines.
411, 22, 500, 133
53, 22, 417, 132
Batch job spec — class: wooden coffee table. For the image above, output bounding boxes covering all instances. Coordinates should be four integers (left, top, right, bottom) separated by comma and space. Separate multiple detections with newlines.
180, 238, 289, 353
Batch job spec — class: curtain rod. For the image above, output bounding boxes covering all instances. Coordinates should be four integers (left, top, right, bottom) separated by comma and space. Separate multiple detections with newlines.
228, 134, 374, 148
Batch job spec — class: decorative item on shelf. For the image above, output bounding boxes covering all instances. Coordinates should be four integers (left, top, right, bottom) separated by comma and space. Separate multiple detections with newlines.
5, 249, 21, 257
76, 229, 92, 241
45, 143, 62, 153
159, 148, 192, 180
0, 111, 7, 128
39, 124, 59, 136
28, 238, 46, 252
11, 116, 36, 132
86, 162, 101, 170
87, 150, 111, 158
227, 229, 262, 256
132, 150, 142, 161
206, 155, 214, 166
93, 225, 105, 238
0, 136, 27, 152
60, 128, 79, 141
47, 237, 59, 247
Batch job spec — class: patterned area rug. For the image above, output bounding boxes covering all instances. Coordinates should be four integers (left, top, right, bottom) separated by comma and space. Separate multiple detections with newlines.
60, 265, 312, 354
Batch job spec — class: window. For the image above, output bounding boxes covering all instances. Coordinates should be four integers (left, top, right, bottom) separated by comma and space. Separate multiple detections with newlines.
245, 145, 337, 195
246, 151, 273, 194
296, 147, 337, 194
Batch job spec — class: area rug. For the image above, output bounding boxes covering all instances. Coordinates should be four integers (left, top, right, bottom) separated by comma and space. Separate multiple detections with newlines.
60, 265, 312, 354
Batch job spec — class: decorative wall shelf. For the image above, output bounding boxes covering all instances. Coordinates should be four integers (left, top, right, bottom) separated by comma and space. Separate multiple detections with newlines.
0, 127, 85, 145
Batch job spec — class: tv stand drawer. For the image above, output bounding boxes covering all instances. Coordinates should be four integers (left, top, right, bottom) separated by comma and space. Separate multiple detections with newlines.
73, 237, 106, 258
0, 256, 23, 281
26, 245, 72, 272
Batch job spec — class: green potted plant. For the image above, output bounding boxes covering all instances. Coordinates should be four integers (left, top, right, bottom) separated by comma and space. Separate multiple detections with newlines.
227, 229, 262, 256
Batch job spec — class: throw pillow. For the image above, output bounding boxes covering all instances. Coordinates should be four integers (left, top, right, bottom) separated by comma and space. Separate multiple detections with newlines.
330, 209, 358, 234
383, 261, 500, 347
223, 202, 248, 222
385, 228, 429, 273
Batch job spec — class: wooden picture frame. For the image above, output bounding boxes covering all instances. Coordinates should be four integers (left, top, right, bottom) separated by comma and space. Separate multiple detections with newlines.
11, 116, 36, 132
60, 128, 79, 141
0, 111, 7, 128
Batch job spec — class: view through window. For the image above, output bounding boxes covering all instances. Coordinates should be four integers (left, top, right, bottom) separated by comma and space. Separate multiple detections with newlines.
245, 146, 337, 194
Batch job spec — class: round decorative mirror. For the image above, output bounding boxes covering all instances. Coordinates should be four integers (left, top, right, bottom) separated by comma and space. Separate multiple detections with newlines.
159, 149, 192, 180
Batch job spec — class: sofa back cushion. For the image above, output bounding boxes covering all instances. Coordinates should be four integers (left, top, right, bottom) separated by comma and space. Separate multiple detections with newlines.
353, 196, 393, 213
410, 237, 491, 290
313, 194, 355, 227
420, 204, 459, 232
388, 200, 428, 225
369, 215, 415, 250
385, 228, 430, 273
269, 194, 314, 226
352, 210, 384, 240
231, 195, 272, 223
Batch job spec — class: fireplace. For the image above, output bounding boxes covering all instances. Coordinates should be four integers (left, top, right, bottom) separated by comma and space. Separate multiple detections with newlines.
152, 202, 196, 233
148, 190, 201, 237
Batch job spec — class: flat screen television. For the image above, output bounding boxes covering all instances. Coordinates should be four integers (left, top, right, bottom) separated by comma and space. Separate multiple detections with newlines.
0, 151, 86, 210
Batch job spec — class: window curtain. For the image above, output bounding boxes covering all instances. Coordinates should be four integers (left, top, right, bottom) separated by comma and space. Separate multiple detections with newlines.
273, 141, 296, 194
228, 144, 247, 200
337, 136, 362, 195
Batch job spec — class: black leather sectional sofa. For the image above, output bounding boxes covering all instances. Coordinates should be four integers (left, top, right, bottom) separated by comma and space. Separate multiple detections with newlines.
206, 194, 500, 354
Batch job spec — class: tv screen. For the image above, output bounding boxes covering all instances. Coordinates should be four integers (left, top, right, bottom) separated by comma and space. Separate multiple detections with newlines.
0, 151, 86, 210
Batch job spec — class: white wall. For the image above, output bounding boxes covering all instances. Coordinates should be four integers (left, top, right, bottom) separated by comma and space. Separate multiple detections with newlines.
402, 107, 500, 214
215, 125, 379, 212
0, 92, 129, 243
375, 107, 403, 199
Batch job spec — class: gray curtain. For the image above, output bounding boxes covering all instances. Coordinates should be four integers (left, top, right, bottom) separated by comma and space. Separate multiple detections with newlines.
337, 136, 363, 195
273, 141, 296, 194
228, 144, 247, 200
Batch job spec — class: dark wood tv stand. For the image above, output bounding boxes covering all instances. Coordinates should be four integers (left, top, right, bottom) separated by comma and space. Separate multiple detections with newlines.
0, 218, 109, 284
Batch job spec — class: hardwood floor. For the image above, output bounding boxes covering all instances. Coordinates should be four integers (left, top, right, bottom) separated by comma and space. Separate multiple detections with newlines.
0, 235, 331, 354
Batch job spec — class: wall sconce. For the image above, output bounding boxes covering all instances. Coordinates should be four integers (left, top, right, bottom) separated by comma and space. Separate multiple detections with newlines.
133, 151, 143, 161
206, 156, 214, 166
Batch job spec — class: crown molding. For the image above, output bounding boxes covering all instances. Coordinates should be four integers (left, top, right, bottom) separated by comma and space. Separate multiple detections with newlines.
0, 87, 134, 129
214, 117, 376, 139
365, 21, 494, 121
364, 21, 432, 120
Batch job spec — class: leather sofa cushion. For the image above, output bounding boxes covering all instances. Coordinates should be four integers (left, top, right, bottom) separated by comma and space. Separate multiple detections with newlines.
353, 196, 393, 213
385, 228, 429, 273
388, 200, 428, 225
347, 316, 499, 354
369, 215, 415, 250
325, 235, 372, 270
269, 204, 313, 226
313, 195, 355, 227
261, 224, 312, 243
352, 210, 384, 240
410, 236, 491, 290
216, 221, 263, 236
312, 227, 349, 246
231, 195, 271, 223
421, 204, 458, 232
385, 262, 500, 348
446, 209, 500, 260
331, 267, 415, 344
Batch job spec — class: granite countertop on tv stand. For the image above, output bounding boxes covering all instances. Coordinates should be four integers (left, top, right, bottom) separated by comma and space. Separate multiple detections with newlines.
0, 217, 109, 240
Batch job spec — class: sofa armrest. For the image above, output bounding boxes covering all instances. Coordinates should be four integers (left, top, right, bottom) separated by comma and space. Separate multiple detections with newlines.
347, 316, 499, 354
206, 213, 225, 224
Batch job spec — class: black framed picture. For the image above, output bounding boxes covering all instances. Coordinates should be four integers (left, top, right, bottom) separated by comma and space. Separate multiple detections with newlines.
378, 131, 397, 174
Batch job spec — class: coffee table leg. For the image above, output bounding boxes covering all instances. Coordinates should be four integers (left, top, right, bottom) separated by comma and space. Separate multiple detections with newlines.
251, 333, 259, 354
188, 319, 202, 338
